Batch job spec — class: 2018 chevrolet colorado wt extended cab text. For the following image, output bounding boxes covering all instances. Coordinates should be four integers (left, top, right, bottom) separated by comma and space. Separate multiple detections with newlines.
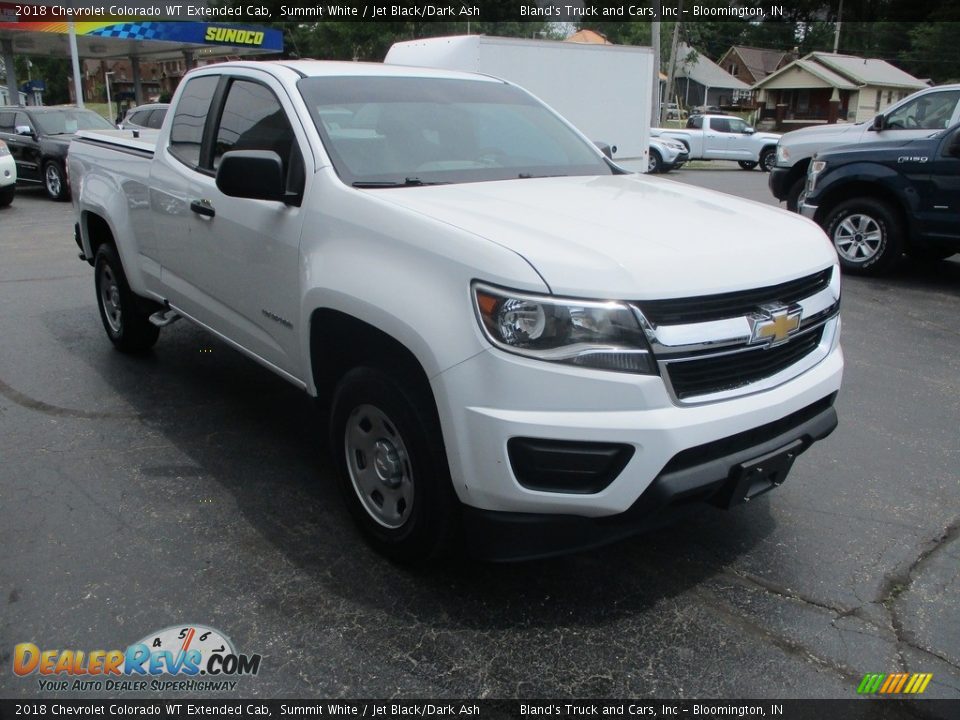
69, 61, 843, 562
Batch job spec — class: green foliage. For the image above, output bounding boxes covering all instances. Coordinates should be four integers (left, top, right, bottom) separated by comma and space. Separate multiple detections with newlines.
576, 15, 960, 84
11, 56, 72, 105
215, 1, 959, 83
906, 23, 960, 83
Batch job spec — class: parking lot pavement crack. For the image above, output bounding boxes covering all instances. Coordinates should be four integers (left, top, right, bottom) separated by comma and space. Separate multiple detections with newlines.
876, 518, 960, 672
0, 376, 140, 420
721, 569, 856, 617
709, 569, 960, 680
692, 588, 862, 685
898, 642, 960, 673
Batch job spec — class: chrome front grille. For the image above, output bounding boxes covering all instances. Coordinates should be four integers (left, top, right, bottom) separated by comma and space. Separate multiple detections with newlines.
632, 267, 841, 404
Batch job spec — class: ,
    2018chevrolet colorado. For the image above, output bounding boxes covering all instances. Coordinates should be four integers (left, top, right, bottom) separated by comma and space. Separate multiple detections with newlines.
68, 61, 843, 562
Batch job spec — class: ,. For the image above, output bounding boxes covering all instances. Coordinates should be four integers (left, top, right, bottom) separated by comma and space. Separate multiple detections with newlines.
67, 60, 842, 562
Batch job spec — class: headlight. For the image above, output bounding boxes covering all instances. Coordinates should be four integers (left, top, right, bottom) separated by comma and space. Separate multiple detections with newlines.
807, 159, 827, 194
0, 141, 9, 157
776, 145, 790, 164
473, 283, 656, 374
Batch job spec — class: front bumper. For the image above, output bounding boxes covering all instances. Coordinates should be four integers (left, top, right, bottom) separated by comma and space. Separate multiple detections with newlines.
464, 394, 838, 560
768, 166, 792, 201
666, 151, 689, 169
432, 329, 843, 523
0, 158, 15, 188
799, 201, 818, 220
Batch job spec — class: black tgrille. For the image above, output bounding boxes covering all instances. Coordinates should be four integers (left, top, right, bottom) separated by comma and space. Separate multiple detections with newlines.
667, 326, 825, 399
637, 268, 832, 325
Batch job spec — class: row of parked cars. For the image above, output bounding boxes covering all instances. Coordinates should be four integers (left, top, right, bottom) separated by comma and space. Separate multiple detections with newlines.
652, 113, 782, 172
0, 105, 116, 202
651, 85, 960, 274
648, 109, 783, 174
770, 83, 960, 275
0, 102, 167, 205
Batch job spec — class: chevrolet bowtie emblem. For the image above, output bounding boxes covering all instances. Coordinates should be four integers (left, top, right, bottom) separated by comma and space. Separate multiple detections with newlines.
749, 304, 802, 346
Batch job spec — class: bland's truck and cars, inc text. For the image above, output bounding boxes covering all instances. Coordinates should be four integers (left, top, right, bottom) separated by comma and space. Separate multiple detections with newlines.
68, 60, 843, 562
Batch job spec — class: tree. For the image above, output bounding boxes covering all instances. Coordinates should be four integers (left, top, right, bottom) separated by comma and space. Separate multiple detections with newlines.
223, 0, 960, 84
12, 56, 72, 105
905, 22, 960, 83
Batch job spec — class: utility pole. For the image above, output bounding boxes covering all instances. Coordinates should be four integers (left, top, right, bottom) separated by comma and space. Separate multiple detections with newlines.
651, 4, 661, 128
833, 0, 843, 53
68, 0, 84, 108
68, 21, 84, 108
664, 7, 682, 124
105, 70, 114, 125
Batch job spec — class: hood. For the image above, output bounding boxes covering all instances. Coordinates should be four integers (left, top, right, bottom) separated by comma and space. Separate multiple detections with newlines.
781, 121, 864, 146
368, 174, 836, 299
651, 137, 686, 150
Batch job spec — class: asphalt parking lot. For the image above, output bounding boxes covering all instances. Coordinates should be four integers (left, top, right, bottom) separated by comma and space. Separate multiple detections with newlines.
1, 174, 958, 703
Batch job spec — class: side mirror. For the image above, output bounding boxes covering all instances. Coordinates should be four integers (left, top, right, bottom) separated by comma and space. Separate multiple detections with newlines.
593, 141, 616, 159
870, 114, 885, 131
216, 150, 286, 203
15, 125, 34, 137
743, 127, 755, 134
